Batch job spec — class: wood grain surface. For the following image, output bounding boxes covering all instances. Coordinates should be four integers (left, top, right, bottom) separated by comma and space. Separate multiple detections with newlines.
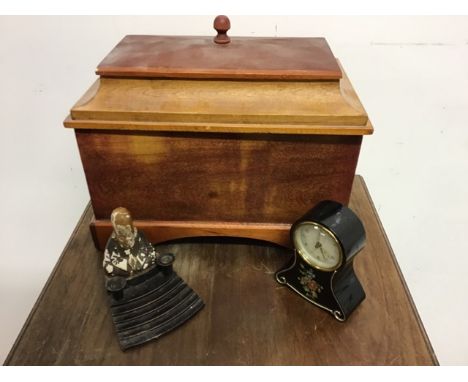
4, 176, 437, 365
95, 35, 342, 80
75, 131, 362, 223
70, 78, 367, 127
90, 219, 292, 251
68, 68, 370, 134
64, 117, 374, 136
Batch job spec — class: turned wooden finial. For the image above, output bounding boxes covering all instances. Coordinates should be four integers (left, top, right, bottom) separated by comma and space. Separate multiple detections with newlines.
213, 15, 231, 44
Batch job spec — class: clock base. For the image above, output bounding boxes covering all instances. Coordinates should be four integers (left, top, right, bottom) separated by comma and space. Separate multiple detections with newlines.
276, 252, 366, 321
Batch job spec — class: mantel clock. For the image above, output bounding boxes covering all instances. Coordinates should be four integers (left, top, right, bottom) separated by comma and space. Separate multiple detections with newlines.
276, 201, 366, 321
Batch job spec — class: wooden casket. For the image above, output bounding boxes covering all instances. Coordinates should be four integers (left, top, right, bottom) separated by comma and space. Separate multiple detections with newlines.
64, 16, 373, 250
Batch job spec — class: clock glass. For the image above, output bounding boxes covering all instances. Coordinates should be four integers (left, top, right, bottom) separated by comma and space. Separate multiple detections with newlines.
293, 222, 343, 271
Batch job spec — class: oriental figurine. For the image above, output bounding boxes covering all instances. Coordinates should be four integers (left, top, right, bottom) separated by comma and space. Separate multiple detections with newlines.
103, 207, 157, 277
103, 207, 204, 351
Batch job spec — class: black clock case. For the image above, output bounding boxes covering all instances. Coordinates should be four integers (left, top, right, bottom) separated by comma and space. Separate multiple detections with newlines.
297, 200, 366, 263
277, 200, 367, 321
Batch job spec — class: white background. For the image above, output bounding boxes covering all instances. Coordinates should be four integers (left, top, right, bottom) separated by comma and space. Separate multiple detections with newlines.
0, 16, 467, 365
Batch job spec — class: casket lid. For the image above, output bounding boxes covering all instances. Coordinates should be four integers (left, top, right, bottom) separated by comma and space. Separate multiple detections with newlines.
96, 17, 341, 81
65, 16, 373, 136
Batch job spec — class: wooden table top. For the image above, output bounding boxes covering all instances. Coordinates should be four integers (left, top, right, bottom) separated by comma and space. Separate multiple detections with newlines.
4, 176, 438, 365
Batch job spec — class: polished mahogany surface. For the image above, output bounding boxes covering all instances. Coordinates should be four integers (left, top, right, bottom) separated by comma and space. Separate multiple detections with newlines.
96, 35, 342, 80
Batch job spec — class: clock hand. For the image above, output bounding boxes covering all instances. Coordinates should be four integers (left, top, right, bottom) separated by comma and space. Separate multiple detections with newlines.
319, 245, 327, 260
314, 242, 326, 260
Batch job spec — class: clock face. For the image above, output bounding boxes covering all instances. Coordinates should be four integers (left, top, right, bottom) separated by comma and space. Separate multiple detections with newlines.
293, 222, 343, 271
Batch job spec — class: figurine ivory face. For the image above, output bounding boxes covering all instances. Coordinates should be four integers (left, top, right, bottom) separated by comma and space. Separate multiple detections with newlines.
111, 207, 137, 249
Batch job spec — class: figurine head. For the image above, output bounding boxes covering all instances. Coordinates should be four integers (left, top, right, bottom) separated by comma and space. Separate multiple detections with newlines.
111, 207, 137, 249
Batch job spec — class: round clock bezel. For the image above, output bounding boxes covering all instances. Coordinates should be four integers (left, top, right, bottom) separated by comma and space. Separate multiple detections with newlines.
292, 221, 344, 272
